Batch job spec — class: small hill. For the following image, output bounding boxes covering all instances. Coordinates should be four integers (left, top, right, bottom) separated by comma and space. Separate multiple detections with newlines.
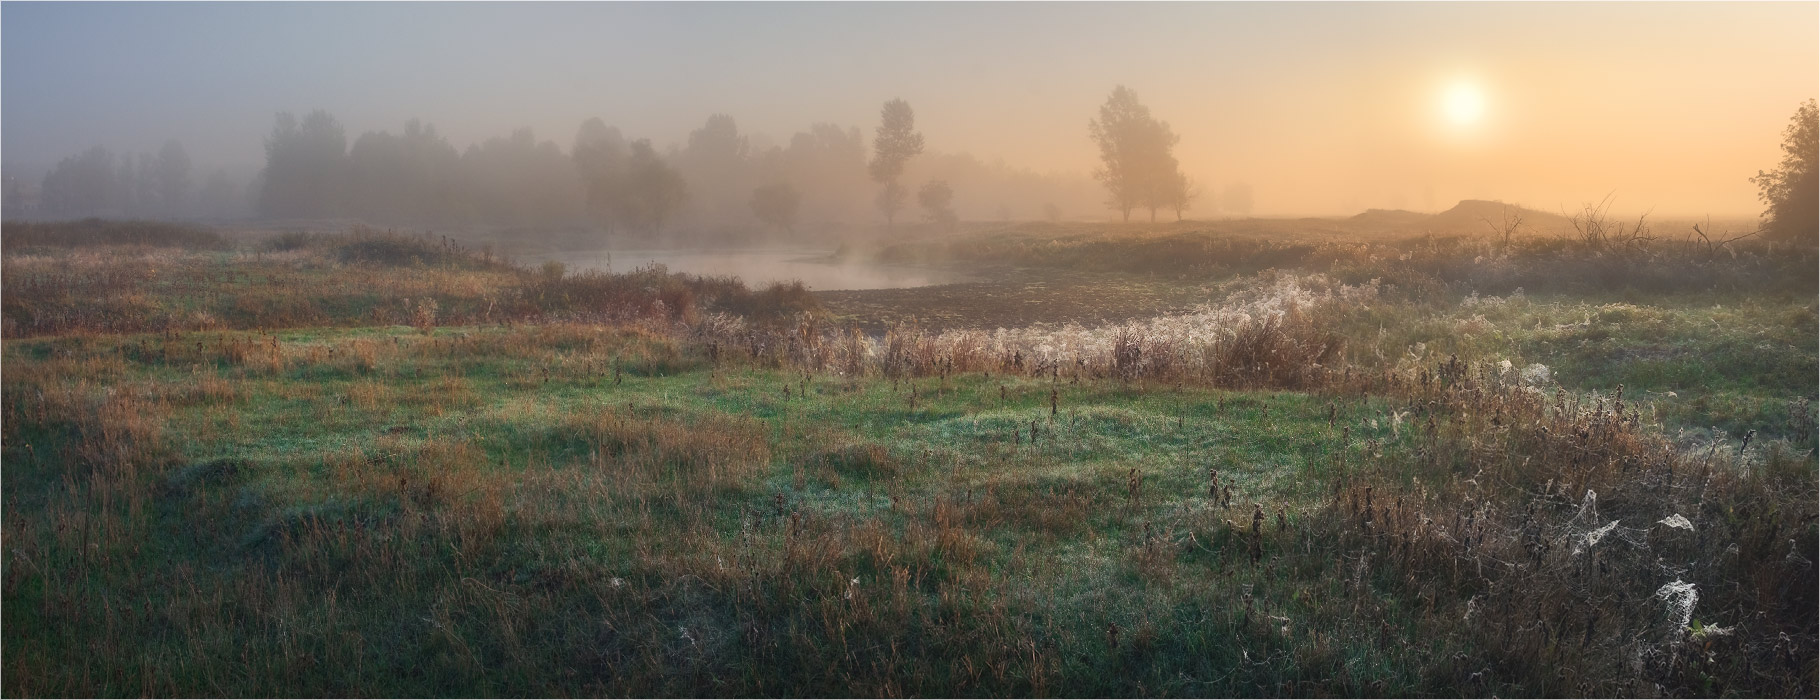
1425, 200, 1574, 235
1341, 200, 1574, 237
1347, 208, 1431, 231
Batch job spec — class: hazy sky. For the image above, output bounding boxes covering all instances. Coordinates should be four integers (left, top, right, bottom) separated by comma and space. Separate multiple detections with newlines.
4, 2, 1814, 216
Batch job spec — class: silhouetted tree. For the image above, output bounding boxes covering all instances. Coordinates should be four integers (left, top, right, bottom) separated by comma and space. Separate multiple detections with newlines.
749, 182, 801, 233
574, 118, 631, 230
782, 124, 868, 224
619, 139, 689, 233
1752, 98, 1817, 245
1165, 172, 1201, 222
40, 146, 119, 216
347, 119, 462, 223
259, 110, 348, 219
461, 127, 583, 226
869, 99, 924, 230
153, 140, 191, 217
918, 179, 957, 231
1089, 86, 1182, 223
678, 114, 753, 225
125, 153, 158, 216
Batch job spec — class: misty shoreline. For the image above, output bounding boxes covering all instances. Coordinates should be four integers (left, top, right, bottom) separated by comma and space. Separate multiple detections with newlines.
512, 245, 975, 291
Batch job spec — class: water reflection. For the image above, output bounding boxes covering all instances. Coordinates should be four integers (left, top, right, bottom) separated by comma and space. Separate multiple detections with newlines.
519, 249, 965, 291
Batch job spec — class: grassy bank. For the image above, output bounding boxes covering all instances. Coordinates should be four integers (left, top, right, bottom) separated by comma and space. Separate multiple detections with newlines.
3, 219, 1814, 696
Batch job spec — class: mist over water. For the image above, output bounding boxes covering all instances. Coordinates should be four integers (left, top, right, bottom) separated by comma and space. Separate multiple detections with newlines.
519, 248, 968, 291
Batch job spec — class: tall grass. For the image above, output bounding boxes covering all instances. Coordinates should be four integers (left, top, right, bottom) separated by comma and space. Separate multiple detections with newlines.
882, 221, 1817, 297
1, 226, 822, 338
3, 221, 1812, 696
1, 219, 229, 252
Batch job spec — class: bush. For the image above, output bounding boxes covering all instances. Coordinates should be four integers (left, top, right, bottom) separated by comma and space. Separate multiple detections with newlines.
334, 227, 505, 270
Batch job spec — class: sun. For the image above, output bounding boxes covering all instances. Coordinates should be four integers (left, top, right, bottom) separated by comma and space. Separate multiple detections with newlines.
1441, 81, 1487, 127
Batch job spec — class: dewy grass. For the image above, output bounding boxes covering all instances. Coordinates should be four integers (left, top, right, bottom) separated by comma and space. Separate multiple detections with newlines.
3, 228, 1813, 697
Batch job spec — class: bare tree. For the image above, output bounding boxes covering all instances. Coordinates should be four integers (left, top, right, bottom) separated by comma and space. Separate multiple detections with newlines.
1564, 194, 1654, 257
1480, 203, 1525, 254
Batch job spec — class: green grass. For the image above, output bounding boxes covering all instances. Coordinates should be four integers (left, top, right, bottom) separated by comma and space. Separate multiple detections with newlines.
0, 324, 1465, 696
3, 227, 1813, 697
1319, 289, 1818, 440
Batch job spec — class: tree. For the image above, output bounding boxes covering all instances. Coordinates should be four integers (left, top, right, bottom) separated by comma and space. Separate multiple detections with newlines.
918, 179, 957, 232
346, 120, 462, 223
574, 118, 630, 229
749, 182, 801, 233
572, 122, 686, 233
154, 140, 191, 216
620, 139, 689, 233
1751, 99, 1817, 245
679, 114, 752, 223
1165, 172, 1201, 222
127, 152, 158, 216
1136, 123, 1181, 223
40, 146, 119, 216
259, 110, 349, 219
1088, 85, 1182, 223
461, 127, 583, 227
778, 123, 868, 224
869, 99, 924, 230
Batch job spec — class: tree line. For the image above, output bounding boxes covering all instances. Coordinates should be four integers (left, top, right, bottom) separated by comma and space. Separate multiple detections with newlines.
18, 141, 248, 220
16, 90, 1812, 240
15, 89, 1240, 230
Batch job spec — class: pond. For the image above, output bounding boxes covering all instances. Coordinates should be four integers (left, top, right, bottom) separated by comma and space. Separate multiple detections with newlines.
517, 249, 967, 291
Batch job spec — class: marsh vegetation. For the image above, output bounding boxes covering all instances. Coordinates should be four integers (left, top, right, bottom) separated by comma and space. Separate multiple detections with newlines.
2, 216, 1813, 696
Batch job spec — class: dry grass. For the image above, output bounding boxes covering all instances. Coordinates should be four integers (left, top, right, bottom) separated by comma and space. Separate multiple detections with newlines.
1, 225, 822, 338
2, 222, 1812, 696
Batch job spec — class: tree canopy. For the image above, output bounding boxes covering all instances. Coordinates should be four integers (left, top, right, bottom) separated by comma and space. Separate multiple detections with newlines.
749, 182, 801, 233
918, 179, 957, 232
1088, 86, 1186, 223
869, 99, 925, 229
1752, 98, 1817, 245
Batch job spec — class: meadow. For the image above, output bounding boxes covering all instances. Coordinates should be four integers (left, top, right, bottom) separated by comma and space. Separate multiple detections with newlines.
2, 218, 1814, 697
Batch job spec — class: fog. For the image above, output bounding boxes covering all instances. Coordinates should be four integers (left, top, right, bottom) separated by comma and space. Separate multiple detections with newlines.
520, 249, 969, 291
4, 2, 1814, 230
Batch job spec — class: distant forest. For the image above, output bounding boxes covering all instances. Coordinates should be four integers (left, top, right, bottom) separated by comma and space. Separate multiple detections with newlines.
3, 111, 1105, 233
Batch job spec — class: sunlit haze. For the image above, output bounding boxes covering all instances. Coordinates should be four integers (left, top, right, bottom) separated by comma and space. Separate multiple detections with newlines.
4, 1, 1815, 217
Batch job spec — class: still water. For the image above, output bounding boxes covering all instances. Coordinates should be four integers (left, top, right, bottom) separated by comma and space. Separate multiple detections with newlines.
519, 249, 965, 291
